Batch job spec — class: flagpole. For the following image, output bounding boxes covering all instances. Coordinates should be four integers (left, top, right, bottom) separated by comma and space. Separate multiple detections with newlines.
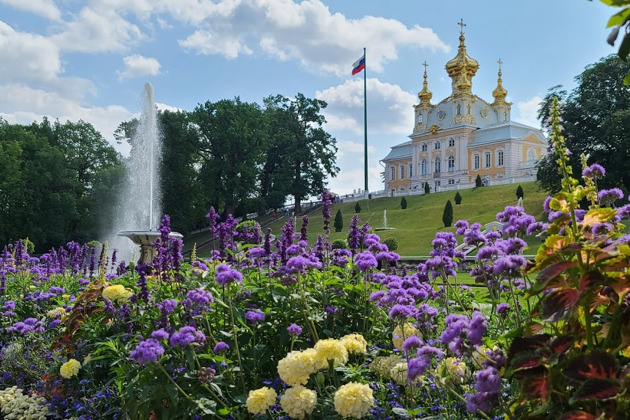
363, 47, 368, 197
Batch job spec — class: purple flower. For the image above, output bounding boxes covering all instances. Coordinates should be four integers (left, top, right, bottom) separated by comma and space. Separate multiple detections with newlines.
287, 256, 321, 273
287, 323, 302, 337
402, 335, 423, 354
245, 310, 265, 323
151, 328, 170, 340
169, 326, 206, 347
325, 306, 339, 315
407, 355, 431, 380
185, 288, 214, 311
496, 303, 510, 314
130, 338, 165, 364
468, 311, 487, 346
476, 366, 501, 393
213, 341, 230, 354
215, 264, 243, 285
2, 301, 15, 311
582, 163, 606, 179
158, 299, 178, 314
355, 252, 377, 271
598, 188, 624, 206
388, 304, 413, 320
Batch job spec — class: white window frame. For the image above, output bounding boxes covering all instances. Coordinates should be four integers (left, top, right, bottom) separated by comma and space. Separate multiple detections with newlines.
473, 154, 480, 170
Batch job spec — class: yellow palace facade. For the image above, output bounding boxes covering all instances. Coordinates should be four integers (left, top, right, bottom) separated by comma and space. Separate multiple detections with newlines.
381, 24, 547, 196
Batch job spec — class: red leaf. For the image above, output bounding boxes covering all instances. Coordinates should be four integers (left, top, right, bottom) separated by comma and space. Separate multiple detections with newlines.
537, 261, 577, 285
541, 288, 580, 322
522, 374, 550, 401
508, 334, 551, 360
564, 351, 618, 381
511, 354, 542, 372
558, 412, 596, 420
550, 336, 574, 354
571, 378, 619, 401
579, 271, 606, 292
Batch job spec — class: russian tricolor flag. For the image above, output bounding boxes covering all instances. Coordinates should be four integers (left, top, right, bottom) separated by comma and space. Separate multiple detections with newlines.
352, 55, 365, 75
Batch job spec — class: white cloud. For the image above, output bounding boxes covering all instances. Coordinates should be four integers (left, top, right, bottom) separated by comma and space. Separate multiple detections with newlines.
0, 0, 61, 20
168, 0, 449, 74
317, 78, 415, 135
516, 95, 542, 129
118, 55, 161, 80
51, 6, 145, 52
0, 21, 62, 82
0, 84, 133, 153
156, 102, 182, 113
336, 140, 376, 159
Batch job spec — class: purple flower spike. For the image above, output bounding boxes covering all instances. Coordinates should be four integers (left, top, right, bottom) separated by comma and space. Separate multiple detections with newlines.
245, 310, 265, 323
213, 341, 230, 354
130, 338, 165, 364
287, 323, 302, 337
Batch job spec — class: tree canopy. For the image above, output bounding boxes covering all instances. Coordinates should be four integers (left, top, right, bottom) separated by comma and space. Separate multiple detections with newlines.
537, 55, 630, 193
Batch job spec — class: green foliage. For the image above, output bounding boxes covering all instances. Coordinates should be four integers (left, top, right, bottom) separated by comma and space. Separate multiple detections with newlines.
87, 240, 101, 249
537, 56, 630, 193
516, 185, 524, 199
475, 174, 483, 188
400, 196, 407, 209
442, 200, 453, 227
354, 202, 361, 213
424, 182, 430, 194
454, 191, 462, 205
383, 237, 398, 251
334, 209, 343, 232
331, 239, 347, 249
601, 0, 630, 83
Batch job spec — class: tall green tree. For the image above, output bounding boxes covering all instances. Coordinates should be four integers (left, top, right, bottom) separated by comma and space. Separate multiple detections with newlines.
442, 200, 453, 227
537, 55, 630, 192
193, 98, 268, 216
334, 209, 343, 232
263, 94, 339, 213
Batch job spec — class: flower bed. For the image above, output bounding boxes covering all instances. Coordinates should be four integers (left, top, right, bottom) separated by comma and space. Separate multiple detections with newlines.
1, 101, 630, 419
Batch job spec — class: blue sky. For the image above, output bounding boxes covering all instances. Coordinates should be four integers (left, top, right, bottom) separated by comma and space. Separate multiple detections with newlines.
0, 0, 618, 195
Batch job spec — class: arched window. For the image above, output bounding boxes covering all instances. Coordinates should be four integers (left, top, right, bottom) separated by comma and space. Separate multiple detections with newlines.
448, 155, 455, 172
421, 143, 427, 152
421, 159, 427, 175
400, 165, 405, 179
435, 141, 441, 150
418, 114, 423, 123
527, 148, 537, 162
409, 164, 413, 178
449, 137, 455, 147
434, 157, 441, 173
485, 152, 491, 168
457, 104, 461, 115
473, 154, 480, 170
497, 150, 504, 166
391, 166, 395, 180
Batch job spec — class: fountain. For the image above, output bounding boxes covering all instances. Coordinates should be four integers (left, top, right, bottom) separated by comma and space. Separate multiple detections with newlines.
111, 83, 182, 264
374, 209, 395, 231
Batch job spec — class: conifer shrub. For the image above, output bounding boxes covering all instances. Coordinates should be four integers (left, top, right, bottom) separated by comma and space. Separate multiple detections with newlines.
442, 200, 453, 227
383, 237, 398, 251
516, 185, 524, 199
354, 202, 361, 213
475, 174, 483, 188
424, 182, 430, 194
454, 191, 462, 205
400, 197, 407, 209
334, 209, 343, 232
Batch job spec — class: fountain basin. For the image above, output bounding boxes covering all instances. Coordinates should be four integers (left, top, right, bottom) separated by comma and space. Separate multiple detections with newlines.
118, 230, 183, 265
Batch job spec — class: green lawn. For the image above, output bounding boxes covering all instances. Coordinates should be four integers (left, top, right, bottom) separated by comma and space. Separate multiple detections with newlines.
187, 181, 549, 257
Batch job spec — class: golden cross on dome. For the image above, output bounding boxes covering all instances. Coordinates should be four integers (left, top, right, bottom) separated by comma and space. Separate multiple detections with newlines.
458, 19, 466, 35
497, 58, 503, 72
422, 61, 429, 73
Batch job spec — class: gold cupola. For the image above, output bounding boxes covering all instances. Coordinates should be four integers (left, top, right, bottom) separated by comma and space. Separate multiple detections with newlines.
445, 19, 478, 96
418, 61, 432, 106
492, 59, 508, 105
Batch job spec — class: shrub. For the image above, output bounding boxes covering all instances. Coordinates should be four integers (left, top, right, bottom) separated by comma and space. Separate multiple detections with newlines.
87, 240, 101, 249
516, 185, 524, 199
334, 209, 343, 232
442, 200, 453, 227
475, 174, 482, 188
331, 239, 347, 249
454, 191, 462, 205
383, 238, 398, 251
354, 202, 361, 213
236, 220, 261, 244
400, 197, 407, 209
424, 182, 430, 194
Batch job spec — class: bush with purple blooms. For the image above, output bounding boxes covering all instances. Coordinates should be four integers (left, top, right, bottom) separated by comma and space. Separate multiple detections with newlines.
2, 114, 630, 420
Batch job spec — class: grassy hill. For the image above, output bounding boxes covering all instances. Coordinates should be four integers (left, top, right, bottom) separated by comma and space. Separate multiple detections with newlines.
187, 181, 549, 257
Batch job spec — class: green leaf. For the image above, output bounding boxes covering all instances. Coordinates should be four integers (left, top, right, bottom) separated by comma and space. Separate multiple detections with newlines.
623, 70, 630, 85
196, 397, 217, 415
607, 8, 630, 27
392, 407, 410, 416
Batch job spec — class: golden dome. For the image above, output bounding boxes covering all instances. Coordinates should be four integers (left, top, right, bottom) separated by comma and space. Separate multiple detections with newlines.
445, 20, 478, 95
492, 59, 508, 104
418, 61, 432, 105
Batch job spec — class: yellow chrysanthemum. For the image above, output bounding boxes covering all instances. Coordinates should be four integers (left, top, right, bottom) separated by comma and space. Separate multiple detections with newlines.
314, 339, 348, 369
280, 385, 317, 420
46, 307, 66, 318
334, 382, 374, 419
340, 334, 367, 355
369, 354, 403, 379
392, 323, 420, 351
278, 350, 317, 386
390, 362, 408, 385
102, 284, 133, 301
246, 386, 277, 415
439, 357, 467, 381
60, 359, 81, 379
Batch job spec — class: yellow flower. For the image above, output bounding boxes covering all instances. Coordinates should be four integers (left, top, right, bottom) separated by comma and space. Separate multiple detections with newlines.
334, 382, 374, 418
439, 357, 467, 382
390, 362, 408, 385
62, 294, 70, 300
280, 385, 317, 420
340, 334, 367, 355
60, 359, 81, 379
102, 284, 133, 301
46, 307, 66, 318
278, 350, 317, 386
392, 323, 420, 351
246, 386, 277, 415
314, 339, 348, 369
369, 354, 403, 379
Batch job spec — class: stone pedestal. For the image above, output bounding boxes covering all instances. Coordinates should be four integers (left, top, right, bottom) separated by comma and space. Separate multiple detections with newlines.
118, 231, 183, 265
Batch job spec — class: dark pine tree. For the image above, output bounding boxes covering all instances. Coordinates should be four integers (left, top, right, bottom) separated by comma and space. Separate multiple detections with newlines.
400, 196, 408, 209
516, 185, 524, 200
475, 174, 483, 188
442, 200, 453, 227
355, 202, 361, 213
334, 209, 343, 232
454, 191, 462, 205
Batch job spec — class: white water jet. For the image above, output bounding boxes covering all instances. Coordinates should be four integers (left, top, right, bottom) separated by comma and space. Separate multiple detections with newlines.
374, 209, 394, 231
106, 83, 181, 264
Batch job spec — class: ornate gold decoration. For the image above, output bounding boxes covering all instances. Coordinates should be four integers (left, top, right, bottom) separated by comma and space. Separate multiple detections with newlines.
429, 124, 441, 134
480, 107, 489, 119
437, 109, 446, 120
492, 58, 511, 107
418, 61, 432, 106
445, 19, 478, 96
